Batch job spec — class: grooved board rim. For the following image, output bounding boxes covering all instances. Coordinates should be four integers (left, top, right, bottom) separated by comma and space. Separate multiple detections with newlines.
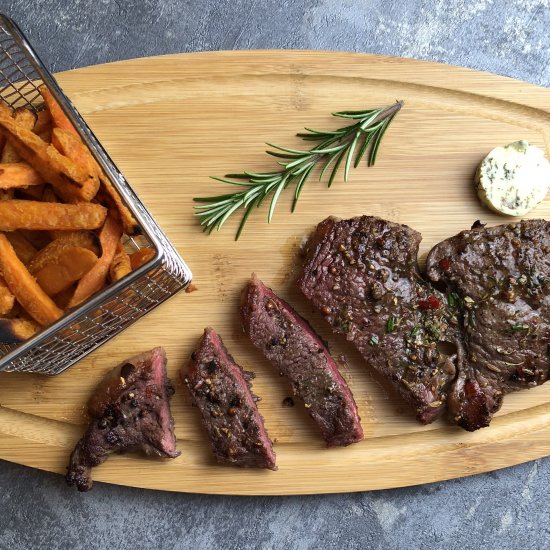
0, 51, 548, 494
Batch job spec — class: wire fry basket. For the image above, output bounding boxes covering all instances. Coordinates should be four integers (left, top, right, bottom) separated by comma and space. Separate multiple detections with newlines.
0, 15, 192, 375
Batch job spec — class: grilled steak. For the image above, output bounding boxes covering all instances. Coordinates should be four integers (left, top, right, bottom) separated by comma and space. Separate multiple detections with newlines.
426, 219, 550, 430
241, 275, 363, 447
66, 347, 179, 491
298, 216, 458, 424
183, 327, 276, 470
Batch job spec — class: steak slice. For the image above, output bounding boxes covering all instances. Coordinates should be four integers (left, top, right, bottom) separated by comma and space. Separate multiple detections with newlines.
183, 327, 277, 470
66, 347, 179, 491
298, 216, 458, 424
241, 275, 363, 447
426, 219, 550, 431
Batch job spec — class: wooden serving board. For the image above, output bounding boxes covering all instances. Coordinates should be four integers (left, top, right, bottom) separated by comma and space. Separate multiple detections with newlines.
0, 51, 549, 495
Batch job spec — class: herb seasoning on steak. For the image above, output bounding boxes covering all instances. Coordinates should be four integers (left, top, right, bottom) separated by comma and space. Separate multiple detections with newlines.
241, 275, 363, 447
183, 327, 277, 470
66, 347, 179, 491
426, 219, 550, 431
298, 216, 458, 424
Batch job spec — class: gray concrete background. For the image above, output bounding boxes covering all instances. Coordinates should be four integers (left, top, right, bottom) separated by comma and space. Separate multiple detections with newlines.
0, 1, 549, 549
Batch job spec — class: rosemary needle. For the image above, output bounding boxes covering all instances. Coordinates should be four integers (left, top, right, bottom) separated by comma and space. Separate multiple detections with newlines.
194, 100, 403, 240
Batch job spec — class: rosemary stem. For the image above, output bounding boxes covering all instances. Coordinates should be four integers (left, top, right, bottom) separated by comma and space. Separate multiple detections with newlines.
194, 100, 403, 239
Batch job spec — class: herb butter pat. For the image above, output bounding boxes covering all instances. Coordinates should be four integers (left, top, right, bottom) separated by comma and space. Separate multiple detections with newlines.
476, 140, 550, 216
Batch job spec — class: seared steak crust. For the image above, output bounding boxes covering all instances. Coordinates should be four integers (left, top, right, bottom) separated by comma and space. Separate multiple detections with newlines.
299, 215, 550, 431
426, 219, 550, 431
183, 327, 277, 470
66, 347, 179, 492
241, 275, 363, 447
298, 216, 457, 424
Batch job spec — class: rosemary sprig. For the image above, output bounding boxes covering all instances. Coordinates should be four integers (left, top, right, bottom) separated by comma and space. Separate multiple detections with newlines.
194, 100, 403, 239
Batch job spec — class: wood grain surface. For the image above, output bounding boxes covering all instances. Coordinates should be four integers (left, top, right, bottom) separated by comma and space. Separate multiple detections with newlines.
0, 51, 549, 494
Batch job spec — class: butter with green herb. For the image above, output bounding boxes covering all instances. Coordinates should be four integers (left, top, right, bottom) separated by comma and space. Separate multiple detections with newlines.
476, 140, 550, 216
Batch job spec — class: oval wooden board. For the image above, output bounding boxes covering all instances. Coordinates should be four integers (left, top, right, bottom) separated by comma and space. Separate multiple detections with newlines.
0, 51, 549, 495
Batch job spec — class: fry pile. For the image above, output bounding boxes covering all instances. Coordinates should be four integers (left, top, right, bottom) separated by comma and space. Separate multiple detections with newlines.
0, 87, 154, 345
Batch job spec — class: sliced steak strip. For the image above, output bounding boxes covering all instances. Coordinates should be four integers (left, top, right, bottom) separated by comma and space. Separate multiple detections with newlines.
426, 219, 550, 431
66, 347, 179, 492
298, 216, 458, 424
241, 275, 363, 447
183, 327, 277, 470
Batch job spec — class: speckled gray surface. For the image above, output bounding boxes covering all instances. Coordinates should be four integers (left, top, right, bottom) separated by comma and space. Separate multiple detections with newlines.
0, 1, 549, 549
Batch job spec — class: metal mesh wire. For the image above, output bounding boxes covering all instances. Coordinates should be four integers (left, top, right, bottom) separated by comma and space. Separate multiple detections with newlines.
0, 17, 192, 375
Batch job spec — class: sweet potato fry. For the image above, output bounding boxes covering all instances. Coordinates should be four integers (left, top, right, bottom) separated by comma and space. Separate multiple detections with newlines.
98, 173, 138, 235
33, 108, 52, 142
36, 246, 98, 296
39, 85, 78, 137
130, 247, 156, 270
0, 234, 62, 325
0, 275, 15, 315
52, 127, 99, 178
29, 231, 99, 274
0, 102, 98, 202
0, 200, 107, 231
1, 106, 36, 163
5, 231, 37, 265
109, 243, 131, 282
40, 186, 101, 244
69, 214, 122, 307
0, 162, 44, 189
0, 316, 40, 344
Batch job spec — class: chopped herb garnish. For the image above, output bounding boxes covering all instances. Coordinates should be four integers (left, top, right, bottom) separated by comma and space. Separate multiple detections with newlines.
339, 319, 351, 333
386, 316, 397, 333
511, 323, 529, 332
446, 292, 462, 308
369, 334, 379, 346
410, 325, 420, 338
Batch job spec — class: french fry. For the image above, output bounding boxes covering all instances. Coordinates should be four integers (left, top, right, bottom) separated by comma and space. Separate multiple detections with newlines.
0, 200, 107, 231
98, 173, 138, 235
1, 106, 36, 163
29, 231, 99, 274
5, 231, 37, 264
0, 102, 98, 202
130, 247, 156, 270
39, 85, 78, 137
52, 127, 99, 179
69, 214, 122, 307
0, 90, 147, 342
40, 186, 100, 244
33, 108, 52, 142
53, 132, 137, 235
35, 247, 98, 296
0, 162, 44, 189
0, 316, 40, 344
0, 233, 62, 325
0, 275, 15, 315
109, 243, 131, 282
14, 107, 36, 127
